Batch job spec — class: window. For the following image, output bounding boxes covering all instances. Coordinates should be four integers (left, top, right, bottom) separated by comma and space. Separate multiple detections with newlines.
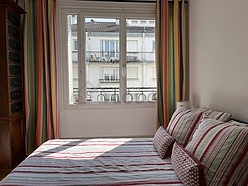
140, 20, 146, 24
60, 1, 156, 107
74, 40, 78, 50
101, 40, 119, 59
149, 20, 155, 25
152, 40, 155, 52
152, 66, 156, 79
127, 40, 138, 52
100, 67, 119, 82
131, 20, 138, 24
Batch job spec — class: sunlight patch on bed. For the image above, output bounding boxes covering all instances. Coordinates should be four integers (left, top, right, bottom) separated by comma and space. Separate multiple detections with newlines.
31, 138, 134, 160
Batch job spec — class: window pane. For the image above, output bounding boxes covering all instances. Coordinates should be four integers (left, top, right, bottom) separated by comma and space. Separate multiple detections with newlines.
126, 19, 156, 102
85, 18, 120, 102
67, 14, 78, 105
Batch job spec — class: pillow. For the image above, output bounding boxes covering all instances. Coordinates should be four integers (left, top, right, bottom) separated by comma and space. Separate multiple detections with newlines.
228, 119, 248, 127
166, 107, 204, 147
185, 118, 248, 186
171, 142, 205, 186
196, 107, 232, 122
153, 126, 175, 158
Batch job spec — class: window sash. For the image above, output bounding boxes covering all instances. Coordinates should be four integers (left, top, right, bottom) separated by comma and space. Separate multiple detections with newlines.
58, 1, 156, 109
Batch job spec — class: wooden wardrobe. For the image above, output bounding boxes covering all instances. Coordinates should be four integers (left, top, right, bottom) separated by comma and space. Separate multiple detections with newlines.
0, 0, 26, 174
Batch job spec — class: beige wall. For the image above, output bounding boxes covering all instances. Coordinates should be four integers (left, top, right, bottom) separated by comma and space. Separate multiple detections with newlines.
189, 0, 248, 121
60, 107, 156, 138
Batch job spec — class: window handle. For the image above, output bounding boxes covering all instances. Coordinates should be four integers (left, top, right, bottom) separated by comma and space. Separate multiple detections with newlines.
122, 65, 126, 76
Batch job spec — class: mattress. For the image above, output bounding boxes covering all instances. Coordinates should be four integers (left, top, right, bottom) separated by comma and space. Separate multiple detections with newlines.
0, 138, 183, 186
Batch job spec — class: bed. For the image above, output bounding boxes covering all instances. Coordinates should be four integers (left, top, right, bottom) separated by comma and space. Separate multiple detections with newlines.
1, 107, 247, 186
0, 138, 182, 186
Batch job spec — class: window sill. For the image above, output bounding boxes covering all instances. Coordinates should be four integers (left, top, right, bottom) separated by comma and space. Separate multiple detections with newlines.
62, 101, 156, 111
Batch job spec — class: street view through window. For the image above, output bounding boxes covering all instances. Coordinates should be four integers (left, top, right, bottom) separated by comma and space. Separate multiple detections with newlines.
67, 15, 156, 104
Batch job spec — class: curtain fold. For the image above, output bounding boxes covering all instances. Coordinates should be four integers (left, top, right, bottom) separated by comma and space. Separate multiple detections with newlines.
24, 0, 58, 154
156, 0, 189, 128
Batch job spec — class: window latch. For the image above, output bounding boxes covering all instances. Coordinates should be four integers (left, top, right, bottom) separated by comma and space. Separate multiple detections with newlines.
122, 64, 126, 76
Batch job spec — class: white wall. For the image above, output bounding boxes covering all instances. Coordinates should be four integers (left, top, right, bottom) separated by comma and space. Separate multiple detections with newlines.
189, 0, 248, 121
60, 107, 156, 138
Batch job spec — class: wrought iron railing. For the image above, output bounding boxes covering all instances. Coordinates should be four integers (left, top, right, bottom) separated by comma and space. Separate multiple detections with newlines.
72, 87, 157, 103
72, 51, 155, 63
99, 79, 119, 83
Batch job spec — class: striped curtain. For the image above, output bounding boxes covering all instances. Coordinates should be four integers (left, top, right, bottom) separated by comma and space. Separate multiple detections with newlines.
24, 0, 58, 154
156, 0, 189, 128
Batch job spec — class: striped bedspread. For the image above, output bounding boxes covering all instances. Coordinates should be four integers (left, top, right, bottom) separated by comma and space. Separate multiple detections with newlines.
0, 138, 182, 186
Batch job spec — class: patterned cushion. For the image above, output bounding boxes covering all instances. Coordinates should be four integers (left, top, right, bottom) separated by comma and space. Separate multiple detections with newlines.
196, 107, 232, 122
153, 126, 175, 158
185, 118, 248, 186
171, 143, 205, 186
166, 107, 204, 147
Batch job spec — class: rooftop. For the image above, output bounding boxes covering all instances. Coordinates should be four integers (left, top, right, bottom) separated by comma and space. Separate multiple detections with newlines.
71, 21, 155, 33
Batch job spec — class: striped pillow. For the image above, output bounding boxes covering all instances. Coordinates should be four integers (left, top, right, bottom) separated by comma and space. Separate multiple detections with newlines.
171, 143, 205, 186
196, 107, 232, 122
185, 118, 248, 186
228, 120, 248, 127
166, 107, 204, 147
153, 126, 175, 158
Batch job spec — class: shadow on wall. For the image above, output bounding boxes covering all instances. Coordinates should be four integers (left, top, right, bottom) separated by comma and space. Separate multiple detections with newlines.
196, 91, 248, 122
191, 93, 200, 109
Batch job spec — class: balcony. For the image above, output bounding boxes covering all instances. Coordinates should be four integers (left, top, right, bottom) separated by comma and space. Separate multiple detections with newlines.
99, 79, 119, 83
71, 87, 157, 103
71, 51, 155, 63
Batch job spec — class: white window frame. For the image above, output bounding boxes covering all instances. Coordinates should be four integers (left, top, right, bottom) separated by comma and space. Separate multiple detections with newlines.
56, 0, 156, 110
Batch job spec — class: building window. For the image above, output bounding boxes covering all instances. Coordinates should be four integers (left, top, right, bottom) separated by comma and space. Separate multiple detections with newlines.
131, 20, 138, 24
152, 40, 155, 52
74, 40, 78, 51
101, 40, 119, 60
100, 67, 119, 82
140, 20, 146, 24
149, 20, 155, 25
60, 1, 156, 106
152, 66, 156, 79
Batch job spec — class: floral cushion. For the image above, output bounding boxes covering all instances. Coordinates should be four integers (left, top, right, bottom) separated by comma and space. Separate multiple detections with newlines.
185, 118, 248, 186
153, 126, 175, 158
171, 142, 205, 186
